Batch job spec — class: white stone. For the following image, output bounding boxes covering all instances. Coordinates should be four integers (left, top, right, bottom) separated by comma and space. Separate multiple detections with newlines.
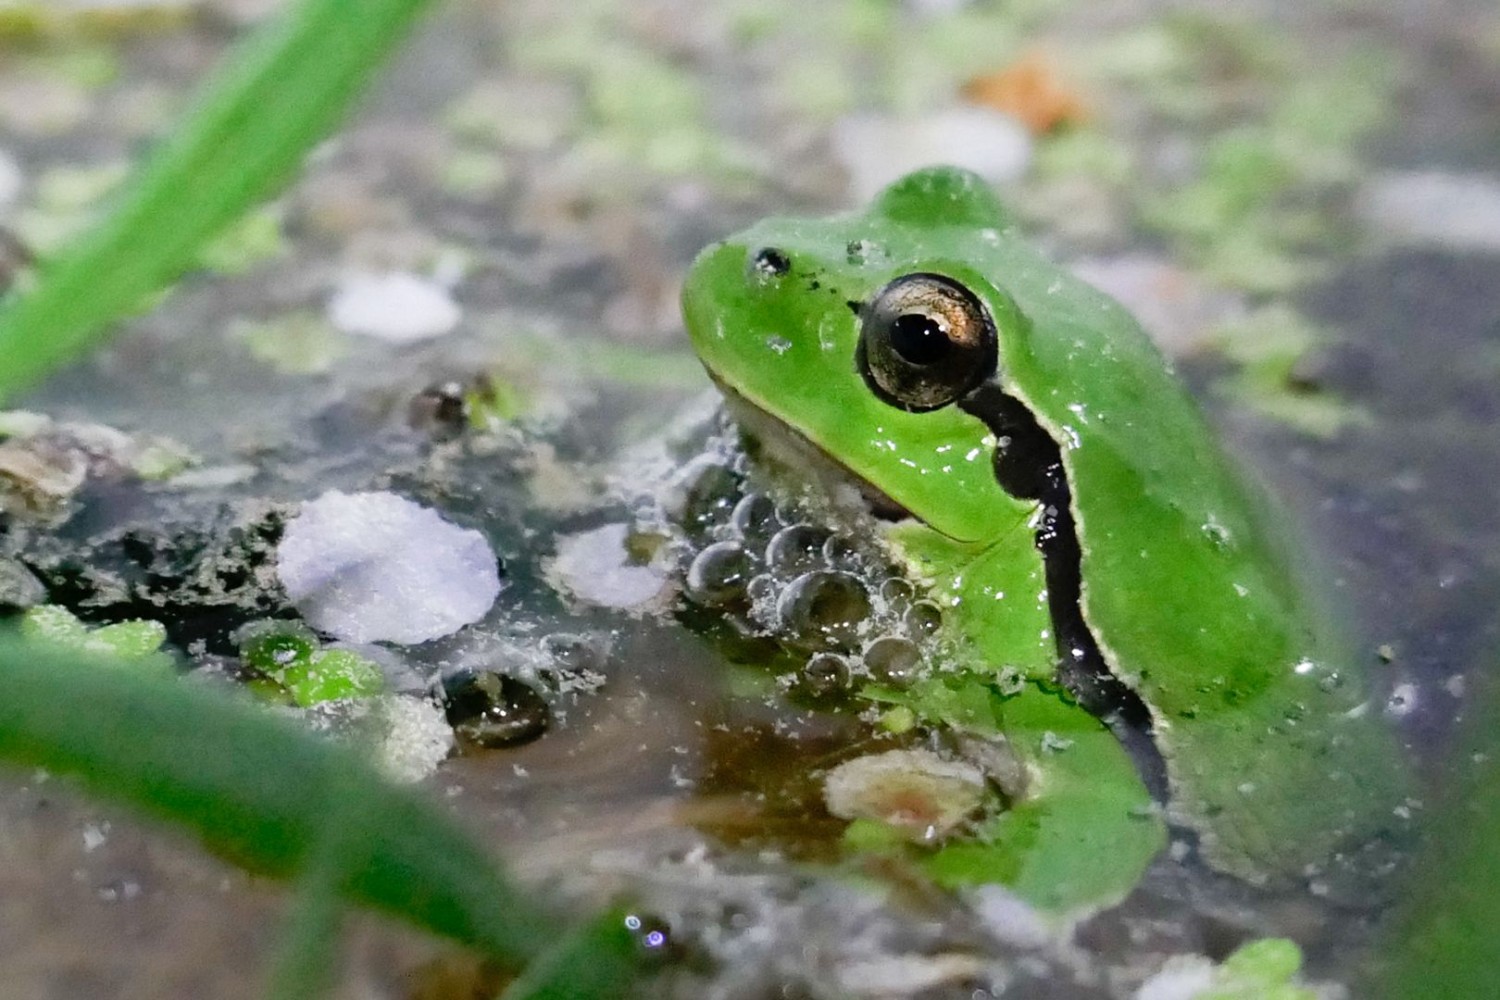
831, 106, 1033, 202
549, 523, 670, 610
969, 884, 1052, 950
1134, 955, 1217, 1000
277, 490, 502, 644
0, 148, 21, 210
1359, 170, 1500, 251
375, 695, 454, 783
327, 270, 461, 343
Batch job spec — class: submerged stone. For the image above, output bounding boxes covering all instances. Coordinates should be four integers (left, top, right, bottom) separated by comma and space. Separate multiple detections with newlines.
442, 670, 550, 749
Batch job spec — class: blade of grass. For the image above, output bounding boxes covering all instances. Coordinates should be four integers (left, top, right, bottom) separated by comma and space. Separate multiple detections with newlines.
499, 910, 644, 1000
0, 634, 555, 967
0, 0, 438, 403
1381, 666, 1500, 999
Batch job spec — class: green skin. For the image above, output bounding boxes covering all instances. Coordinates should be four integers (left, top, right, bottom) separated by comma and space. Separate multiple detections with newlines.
682, 167, 1409, 905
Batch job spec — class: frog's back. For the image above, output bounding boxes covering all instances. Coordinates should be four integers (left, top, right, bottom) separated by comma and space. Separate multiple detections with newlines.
954, 195, 1406, 879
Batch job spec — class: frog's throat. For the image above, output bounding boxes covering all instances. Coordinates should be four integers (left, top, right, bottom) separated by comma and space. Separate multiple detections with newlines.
706, 375, 916, 525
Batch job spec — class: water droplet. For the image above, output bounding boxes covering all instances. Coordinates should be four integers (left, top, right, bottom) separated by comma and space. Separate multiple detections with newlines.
1201, 517, 1233, 549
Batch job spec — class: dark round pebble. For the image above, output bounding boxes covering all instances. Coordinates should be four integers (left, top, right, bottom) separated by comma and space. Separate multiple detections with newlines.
766, 523, 832, 575
408, 380, 469, 439
862, 635, 923, 685
443, 671, 550, 749
776, 570, 872, 651
686, 541, 756, 606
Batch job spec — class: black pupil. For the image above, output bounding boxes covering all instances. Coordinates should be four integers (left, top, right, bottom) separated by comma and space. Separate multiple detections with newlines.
889, 312, 950, 366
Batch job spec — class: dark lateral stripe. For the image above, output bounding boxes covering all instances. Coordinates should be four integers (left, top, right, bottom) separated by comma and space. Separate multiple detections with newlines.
959, 381, 1167, 800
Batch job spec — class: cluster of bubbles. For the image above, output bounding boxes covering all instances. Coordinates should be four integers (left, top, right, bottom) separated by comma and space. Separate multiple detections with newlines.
665, 454, 946, 698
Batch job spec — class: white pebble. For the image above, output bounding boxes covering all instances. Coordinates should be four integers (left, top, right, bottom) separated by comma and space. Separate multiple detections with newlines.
327, 271, 461, 343
0, 148, 21, 210
549, 523, 670, 610
969, 884, 1052, 950
832, 106, 1033, 202
375, 695, 455, 783
277, 490, 502, 644
1134, 955, 1217, 1000
1358, 170, 1500, 251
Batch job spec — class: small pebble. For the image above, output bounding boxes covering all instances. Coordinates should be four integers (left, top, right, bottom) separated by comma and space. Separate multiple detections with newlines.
823, 748, 986, 842
327, 271, 461, 343
551, 523, 670, 610
443, 671, 550, 749
1358, 170, 1500, 252
277, 490, 503, 644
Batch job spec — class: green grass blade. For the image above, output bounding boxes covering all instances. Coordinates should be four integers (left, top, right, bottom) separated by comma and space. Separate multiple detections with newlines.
1381, 669, 1500, 999
499, 910, 644, 1000
0, 635, 554, 966
0, 0, 437, 403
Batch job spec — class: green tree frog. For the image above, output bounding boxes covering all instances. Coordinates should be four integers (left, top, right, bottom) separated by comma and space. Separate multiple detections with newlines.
681, 167, 1408, 903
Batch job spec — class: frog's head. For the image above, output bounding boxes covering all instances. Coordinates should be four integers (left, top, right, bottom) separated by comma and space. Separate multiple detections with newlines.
682, 167, 1032, 543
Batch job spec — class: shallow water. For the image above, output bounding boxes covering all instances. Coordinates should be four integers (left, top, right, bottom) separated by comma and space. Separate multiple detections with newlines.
1, 0, 1497, 996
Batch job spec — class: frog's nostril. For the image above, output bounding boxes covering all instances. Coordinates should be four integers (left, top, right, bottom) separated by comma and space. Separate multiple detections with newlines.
750, 247, 791, 279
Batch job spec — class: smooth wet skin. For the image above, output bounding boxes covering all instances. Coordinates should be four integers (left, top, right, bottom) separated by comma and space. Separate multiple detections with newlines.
683, 167, 1410, 900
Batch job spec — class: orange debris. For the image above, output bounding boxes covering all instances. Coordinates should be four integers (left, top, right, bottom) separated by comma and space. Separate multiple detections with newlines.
961, 52, 1089, 134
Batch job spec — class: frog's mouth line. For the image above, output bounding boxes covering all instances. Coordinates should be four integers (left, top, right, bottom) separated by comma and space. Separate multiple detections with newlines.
705, 374, 917, 525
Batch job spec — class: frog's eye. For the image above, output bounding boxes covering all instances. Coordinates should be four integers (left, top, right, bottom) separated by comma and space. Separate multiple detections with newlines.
857, 273, 996, 412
